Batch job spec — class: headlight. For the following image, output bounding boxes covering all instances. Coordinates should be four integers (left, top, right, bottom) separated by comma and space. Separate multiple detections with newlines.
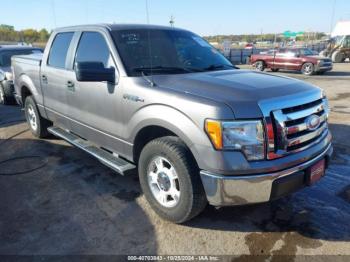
4, 72, 13, 81
205, 119, 265, 160
317, 60, 324, 66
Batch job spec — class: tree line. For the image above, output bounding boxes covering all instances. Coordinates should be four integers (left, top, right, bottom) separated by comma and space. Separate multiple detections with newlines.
0, 24, 50, 44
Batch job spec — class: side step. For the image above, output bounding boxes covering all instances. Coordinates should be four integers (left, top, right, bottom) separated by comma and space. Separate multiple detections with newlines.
48, 126, 136, 175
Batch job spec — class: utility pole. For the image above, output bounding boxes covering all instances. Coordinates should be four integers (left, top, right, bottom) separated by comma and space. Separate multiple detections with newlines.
169, 15, 175, 27
330, 0, 337, 34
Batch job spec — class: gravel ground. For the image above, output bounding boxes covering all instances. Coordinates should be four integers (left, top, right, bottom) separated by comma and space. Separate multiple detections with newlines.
0, 63, 349, 259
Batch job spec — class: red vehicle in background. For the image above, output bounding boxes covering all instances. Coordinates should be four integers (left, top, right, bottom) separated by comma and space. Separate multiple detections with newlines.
250, 48, 333, 75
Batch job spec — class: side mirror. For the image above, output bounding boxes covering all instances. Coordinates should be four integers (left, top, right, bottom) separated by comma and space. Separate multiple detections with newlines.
75, 61, 115, 83
0, 71, 5, 82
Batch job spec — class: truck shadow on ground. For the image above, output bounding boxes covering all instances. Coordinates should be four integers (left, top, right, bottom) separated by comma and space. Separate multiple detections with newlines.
0, 137, 157, 254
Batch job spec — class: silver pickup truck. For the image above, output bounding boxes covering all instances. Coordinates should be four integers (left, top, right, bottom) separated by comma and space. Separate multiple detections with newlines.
12, 24, 333, 223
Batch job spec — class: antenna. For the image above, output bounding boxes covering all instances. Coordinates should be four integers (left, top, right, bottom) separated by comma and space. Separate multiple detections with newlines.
51, 0, 57, 28
169, 15, 175, 27
144, 0, 155, 87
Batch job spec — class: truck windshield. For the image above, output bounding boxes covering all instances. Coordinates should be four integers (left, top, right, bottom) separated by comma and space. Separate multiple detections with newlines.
111, 29, 234, 76
0, 49, 42, 67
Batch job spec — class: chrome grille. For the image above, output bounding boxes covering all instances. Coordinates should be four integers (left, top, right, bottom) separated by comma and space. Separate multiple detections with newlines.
271, 98, 329, 157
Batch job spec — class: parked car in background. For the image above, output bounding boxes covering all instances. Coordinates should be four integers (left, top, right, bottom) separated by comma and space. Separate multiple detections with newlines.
251, 48, 333, 75
0, 46, 42, 104
12, 24, 332, 223
244, 43, 254, 49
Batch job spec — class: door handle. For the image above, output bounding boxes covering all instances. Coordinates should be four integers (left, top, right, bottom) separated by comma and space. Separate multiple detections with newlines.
41, 75, 48, 82
67, 81, 75, 91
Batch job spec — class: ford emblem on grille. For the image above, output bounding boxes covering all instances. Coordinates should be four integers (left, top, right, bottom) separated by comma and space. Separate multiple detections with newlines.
305, 114, 321, 131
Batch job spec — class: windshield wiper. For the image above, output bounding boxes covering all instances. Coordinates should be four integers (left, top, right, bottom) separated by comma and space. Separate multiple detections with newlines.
203, 64, 237, 71
132, 66, 194, 73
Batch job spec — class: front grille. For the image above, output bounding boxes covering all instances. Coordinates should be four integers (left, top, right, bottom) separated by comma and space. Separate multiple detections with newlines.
270, 98, 329, 156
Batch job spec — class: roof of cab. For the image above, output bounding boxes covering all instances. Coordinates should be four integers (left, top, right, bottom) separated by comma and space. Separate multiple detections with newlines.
54, 23, 187, 32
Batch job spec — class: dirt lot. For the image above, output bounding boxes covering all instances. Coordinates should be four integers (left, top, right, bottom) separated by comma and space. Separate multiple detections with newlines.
0, 63, 350, 258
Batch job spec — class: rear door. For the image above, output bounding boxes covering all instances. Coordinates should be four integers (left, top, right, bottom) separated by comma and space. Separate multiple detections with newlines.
41, 32, 75, 129
65, 30, 124, 154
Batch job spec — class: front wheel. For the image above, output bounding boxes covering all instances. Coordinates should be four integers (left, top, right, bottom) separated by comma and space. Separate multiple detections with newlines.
301, 63, 314, 75
254, 61, 265, 71
138, 136, 207, 223
24, 96, 51, 138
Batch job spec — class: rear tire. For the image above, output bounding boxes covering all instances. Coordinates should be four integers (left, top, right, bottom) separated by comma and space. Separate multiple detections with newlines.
0, 83, 13, 105
332, 51, 345, 63
24, 96, 51, 138
254, 61, 265, 71
138, 136, 207, 223
301, 62, 314, 75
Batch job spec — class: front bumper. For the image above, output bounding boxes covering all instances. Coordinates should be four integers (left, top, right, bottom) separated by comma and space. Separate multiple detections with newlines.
200, 142, 333, 206
315, 64, 333, 72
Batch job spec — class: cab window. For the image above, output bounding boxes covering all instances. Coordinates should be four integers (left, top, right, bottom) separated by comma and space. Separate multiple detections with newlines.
75, 32, 114, 68
48, 32, 74, 68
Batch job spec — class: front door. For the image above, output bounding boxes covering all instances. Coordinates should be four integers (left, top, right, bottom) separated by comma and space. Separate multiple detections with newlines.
66, 31, 125, 154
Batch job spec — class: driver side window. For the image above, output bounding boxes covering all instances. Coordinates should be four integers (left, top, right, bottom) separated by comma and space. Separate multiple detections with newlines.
75, 32, 115, 68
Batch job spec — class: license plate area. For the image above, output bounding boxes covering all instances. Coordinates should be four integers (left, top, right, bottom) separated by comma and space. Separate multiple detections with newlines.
306, 159, 325, 185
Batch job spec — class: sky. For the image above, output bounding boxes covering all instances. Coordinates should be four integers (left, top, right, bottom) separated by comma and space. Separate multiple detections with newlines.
2, 0, 350, 36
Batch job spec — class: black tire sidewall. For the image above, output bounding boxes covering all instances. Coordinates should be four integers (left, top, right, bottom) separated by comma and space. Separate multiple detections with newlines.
255, 61, 265, 71
302, 63, 314, 75
0, 84, 8, 105
24, 96, 42, 137
138, 138, 198, 223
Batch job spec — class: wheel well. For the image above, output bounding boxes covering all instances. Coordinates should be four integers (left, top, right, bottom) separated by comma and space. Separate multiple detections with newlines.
133, 125, 177, 164
21, 86, 32, 106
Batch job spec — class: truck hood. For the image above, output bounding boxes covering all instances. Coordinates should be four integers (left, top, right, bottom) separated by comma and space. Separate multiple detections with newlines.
152, 69, 321, 118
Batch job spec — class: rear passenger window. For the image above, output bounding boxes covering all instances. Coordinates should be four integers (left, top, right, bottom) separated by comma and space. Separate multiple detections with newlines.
75, 32, 112, 67
48, 32, 74, 68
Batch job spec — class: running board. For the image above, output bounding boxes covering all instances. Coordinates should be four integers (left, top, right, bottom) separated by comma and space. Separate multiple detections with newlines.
48, 126, 136, 175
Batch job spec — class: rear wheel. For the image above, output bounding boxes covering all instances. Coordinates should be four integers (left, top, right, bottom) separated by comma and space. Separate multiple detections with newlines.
138, 136, 207, 223
254, 61, 265, 71
332, 51, 345, 63
0, 83, 12, 105
301, 62, 314, 75
24, 96, 51, 138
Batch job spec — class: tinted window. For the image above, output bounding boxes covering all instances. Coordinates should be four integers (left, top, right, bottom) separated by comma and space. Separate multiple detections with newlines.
75, 32, 112, 67
48, 32, 74, 68
0, 49, 43, 67
111, 29, 233, 76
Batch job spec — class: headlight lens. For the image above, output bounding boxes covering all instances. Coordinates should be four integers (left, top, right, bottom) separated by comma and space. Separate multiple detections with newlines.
205, 120, 265, 160
4, 72, 13, 81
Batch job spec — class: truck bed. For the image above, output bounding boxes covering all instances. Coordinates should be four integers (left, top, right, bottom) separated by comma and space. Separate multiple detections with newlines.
12, 53, 43, 105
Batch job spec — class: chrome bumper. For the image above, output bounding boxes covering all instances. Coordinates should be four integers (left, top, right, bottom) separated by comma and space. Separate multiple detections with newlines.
200, 143, 333, 206
316, 65, 332, 71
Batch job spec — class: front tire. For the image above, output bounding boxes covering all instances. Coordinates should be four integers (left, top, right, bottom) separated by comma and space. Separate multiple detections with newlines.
138, 136, 207, 223
24, 96, 51, 138
254, 61, 265, 71
301, 62, 314, 75
332, 51, 345, 63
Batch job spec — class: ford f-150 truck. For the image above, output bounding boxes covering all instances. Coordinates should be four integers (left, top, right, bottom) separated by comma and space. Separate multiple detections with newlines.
12, 24, 333, 223
251, 48, 333, 75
